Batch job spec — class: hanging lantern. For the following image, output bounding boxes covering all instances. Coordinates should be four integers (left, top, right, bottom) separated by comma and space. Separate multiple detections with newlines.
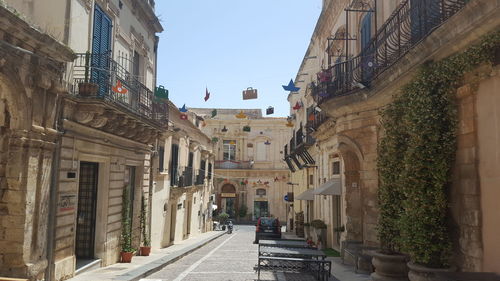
235, 111, 247, 119
264, 140, 271, 145
257, 180, 262, 184
221, 126, 228, 132
274, 177, 279, 182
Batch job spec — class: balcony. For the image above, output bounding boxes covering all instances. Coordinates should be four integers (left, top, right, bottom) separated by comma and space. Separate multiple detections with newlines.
68, 53, 168, 126
178, 167, 193, 187
312, 0, 468, 104
215, 160, 253, 169
306, 106, 328, 131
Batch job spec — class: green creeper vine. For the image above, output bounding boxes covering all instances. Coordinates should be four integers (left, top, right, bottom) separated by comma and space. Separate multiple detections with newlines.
378, 31, 500, 267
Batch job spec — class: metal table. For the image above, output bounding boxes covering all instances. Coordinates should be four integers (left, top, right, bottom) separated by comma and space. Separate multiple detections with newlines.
259, 246, 327, 260
259, 239, 311, 248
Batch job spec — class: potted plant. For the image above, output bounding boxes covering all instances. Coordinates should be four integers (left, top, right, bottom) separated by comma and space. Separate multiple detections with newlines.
120, 187, 135, 262
311, 219, 327, 250
139, 194, 151, 256
218, 212, 229, 231
78, 51, 99, 96
372, 98, 410, 281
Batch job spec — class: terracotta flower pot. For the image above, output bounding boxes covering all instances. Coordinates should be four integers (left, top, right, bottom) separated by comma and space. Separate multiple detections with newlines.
371, 251, 409, 281
407, 261, 456, 281
140, 246, 151, 256
78, 82, 99, 96
120, 251, 134, 263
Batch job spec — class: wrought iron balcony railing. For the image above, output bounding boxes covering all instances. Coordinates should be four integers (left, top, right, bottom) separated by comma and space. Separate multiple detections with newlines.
68, 52, 168, 125
215, 160, 253, 169
306, 106, 328, 131
195, 170, 205, 185
179, 166, 193, 187
313, 0, 468, 104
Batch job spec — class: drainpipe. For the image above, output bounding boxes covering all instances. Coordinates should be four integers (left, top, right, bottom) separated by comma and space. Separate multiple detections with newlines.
45, 93, 65, 281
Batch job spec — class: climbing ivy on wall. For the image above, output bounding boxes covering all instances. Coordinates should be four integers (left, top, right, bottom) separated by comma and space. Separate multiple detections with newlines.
378, 31, 500, 267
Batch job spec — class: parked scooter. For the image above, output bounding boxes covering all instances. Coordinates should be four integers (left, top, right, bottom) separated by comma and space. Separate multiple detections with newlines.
227, 221, 233, 234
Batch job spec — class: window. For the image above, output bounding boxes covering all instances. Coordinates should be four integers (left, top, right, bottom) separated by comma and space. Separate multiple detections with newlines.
256, 142, 267, 161
207, 163, 212, 179
256, 189, 266, 196
332, 161, 340, 175
170, 144, 179, 185
223, 140, 236, 160
309, 174, 314, 186
158, 145, 165, 172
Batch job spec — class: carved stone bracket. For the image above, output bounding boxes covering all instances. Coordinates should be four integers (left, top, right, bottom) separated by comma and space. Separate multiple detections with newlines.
70, 101, 162, 145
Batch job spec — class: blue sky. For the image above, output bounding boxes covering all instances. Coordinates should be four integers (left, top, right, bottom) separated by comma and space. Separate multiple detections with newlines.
155, 1, 322, 117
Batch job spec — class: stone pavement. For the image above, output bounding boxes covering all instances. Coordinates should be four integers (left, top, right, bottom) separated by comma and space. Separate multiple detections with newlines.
67, 230, 226, 281
140, 226, 371, 281
282, 231, 371, 281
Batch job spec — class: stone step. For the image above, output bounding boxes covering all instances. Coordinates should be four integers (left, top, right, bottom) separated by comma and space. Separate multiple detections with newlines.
75, 259, 101, 276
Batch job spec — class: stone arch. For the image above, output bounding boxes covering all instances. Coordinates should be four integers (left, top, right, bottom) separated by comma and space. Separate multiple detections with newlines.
336, 135, 364, 242
221, 184, 236, 194
0, 70, 31, 130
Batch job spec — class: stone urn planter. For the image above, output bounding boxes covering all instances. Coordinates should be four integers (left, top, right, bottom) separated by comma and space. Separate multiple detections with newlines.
371, 251, 409, 281
78, 82, 99, 96
407, 262, 455, 281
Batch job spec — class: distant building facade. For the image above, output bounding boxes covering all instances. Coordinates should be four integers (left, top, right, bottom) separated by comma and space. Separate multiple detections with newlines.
150, 102, 215, 249
190, 108, 292, 223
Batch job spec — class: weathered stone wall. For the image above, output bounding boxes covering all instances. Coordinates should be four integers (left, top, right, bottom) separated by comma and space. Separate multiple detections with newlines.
52, 119, 152, 280
0, 5, 74, 280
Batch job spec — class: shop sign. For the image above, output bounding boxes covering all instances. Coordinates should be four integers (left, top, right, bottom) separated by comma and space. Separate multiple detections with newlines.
58, 194, 77, 212
221, 193, 236, 198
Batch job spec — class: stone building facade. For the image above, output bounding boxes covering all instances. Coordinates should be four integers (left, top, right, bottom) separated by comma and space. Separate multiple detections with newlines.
287, 0, 500, 273
1, 0, 167, 280
150, 102, 215, 249
0, 5, 76, 281
190, 108, 292, 223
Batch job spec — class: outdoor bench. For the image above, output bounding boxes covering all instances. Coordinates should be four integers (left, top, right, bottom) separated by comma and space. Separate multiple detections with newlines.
257, 255, 331, 281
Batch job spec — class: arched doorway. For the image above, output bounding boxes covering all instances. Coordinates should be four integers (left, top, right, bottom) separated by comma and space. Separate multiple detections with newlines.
219, 184, 238, 218
339, 144, 363, 242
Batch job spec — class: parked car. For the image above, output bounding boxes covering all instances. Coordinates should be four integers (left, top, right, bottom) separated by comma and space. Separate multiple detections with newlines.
254, 217, 281, 243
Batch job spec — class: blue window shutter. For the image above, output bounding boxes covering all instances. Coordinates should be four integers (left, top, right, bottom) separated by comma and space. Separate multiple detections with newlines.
360, 13, 372, 52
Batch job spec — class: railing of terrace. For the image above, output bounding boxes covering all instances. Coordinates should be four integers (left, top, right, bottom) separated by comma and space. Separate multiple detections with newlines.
313, 0, 468, 104
69, 52, 168, 125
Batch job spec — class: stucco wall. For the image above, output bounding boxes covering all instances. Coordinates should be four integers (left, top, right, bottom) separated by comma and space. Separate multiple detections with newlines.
476, 68, 500, 274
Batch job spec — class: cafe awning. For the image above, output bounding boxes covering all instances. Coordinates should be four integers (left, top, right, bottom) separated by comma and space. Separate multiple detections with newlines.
312, 178, 341, 196
296, 188, 315, 201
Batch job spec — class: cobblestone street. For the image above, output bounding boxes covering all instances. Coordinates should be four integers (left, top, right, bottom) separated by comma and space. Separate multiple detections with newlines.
141, 225, 287, 281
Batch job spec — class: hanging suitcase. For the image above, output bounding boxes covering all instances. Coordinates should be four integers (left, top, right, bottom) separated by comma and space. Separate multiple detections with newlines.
242, 87, 258, 100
